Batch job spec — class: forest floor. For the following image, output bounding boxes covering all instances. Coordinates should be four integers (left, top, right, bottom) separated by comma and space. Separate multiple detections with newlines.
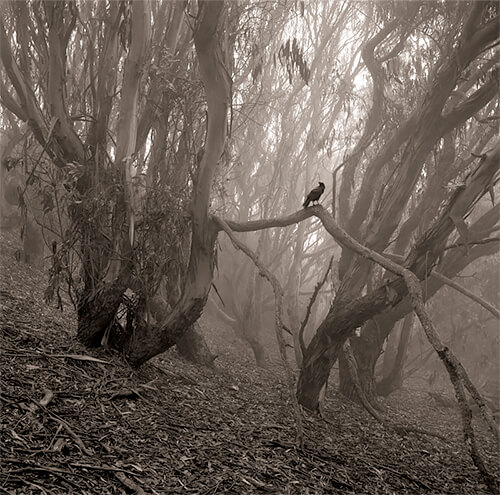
0, 229, 498, 495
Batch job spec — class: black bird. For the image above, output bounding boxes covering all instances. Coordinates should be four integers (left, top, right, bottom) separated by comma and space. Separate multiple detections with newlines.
303, 182, 325, 208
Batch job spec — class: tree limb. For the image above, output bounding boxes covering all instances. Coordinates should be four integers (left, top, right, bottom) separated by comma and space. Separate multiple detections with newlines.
44, 1, 85, 162
214, 216, 304, 448
383, 252, 500, 320
114, 0, 151, 246
337, 19, 399, 222
0, 79, 27, 120
298, 256, 334, 356
430, 271, 500, 319
440, 72, 499, 136
0, 16, 53, 161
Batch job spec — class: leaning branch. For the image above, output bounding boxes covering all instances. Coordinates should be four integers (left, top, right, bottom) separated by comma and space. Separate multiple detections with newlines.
405, 272, 498, 493
385, 253, 500, 320
298, 256, 334, 356
214, 216, 304, 448
224, 208, 317, 233
431, 271, 500, 319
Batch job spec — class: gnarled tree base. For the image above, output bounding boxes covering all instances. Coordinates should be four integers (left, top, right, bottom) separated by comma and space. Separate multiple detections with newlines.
176, 323, 217, 367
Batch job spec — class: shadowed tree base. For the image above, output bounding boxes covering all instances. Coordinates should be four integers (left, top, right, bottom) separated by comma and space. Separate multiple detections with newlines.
176, 323, 217, 367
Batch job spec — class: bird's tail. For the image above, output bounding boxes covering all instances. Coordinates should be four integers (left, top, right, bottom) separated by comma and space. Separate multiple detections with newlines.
303, 199, 310, 208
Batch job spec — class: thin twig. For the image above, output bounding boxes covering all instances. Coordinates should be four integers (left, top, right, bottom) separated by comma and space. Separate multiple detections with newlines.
298, 256, 334, 355
115, 471, 146, 494
29, 398, 93, 456
431, 270, 500, 319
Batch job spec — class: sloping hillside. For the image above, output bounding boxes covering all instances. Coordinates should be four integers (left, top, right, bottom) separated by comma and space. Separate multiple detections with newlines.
0, 229, 497, 494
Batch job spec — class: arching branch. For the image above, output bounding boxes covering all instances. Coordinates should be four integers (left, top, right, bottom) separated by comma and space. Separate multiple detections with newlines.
214, 216, 304, 448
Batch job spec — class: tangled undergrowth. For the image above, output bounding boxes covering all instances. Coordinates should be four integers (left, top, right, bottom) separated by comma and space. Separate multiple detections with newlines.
0, 230, 498, 494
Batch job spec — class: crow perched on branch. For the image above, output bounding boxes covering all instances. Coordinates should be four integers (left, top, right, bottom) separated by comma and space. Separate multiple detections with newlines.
303, 182, 325, 208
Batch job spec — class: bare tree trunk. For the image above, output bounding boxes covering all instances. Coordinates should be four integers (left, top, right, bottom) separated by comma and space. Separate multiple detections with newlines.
338, 204, 499, 399
77, 274, 130, 347
176, 323, 217, 367
381, 320, 402, 378
297, 145, 499, 410
147, 289, 217, 367
124, 222, 219, 366
79, 1, 151, 346
241, 266, 268, 368
338, 321, 385, 401
243, 329, 268, 368
376, 314, 413, 396
124, 1, 230, 367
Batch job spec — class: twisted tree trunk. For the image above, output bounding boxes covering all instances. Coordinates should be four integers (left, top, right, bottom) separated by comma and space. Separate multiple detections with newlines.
340, 204, 500, 399
297, 145, 499, 410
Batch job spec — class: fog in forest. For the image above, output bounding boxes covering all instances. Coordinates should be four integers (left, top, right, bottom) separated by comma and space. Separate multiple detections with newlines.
1, 1, 499, 493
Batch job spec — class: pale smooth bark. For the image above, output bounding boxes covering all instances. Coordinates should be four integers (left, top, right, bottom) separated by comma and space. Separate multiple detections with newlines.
125, 0, 231, 367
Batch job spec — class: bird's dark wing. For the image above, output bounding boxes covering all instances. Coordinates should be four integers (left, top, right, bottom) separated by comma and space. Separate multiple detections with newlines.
308, 186, 323, 201
303, 183, 325, 207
